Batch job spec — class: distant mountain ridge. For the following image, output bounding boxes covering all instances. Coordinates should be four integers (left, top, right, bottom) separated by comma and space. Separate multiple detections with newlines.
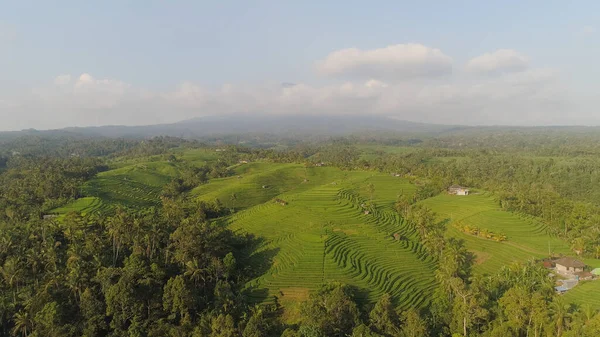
2, 115, 599, 141
59, 115, 465, 138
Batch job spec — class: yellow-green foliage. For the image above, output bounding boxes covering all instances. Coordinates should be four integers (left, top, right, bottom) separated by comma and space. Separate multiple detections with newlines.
453, 221, 507, 242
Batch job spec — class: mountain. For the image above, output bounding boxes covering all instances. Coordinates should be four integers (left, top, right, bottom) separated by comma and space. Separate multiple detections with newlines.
58, 115, 464, 139
4, 115, 599, 142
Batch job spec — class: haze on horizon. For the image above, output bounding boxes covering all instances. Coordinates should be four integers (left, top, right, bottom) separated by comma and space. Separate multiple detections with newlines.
1, 1, 599, 131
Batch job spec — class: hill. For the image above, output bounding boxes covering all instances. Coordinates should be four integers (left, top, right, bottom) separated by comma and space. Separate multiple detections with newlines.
50, 151, 600, 317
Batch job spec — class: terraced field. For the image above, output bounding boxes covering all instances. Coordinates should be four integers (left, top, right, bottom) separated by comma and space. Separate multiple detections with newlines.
50, 197, 107, 215
192, 163, 354, 210
52, 160, 181, 214
50, 153, 600, 315
419, 194, 575, 274
226, 170, 436, 320
564, 281, 600, 310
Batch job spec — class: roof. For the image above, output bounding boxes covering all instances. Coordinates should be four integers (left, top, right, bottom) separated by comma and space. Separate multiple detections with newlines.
555, 285, 568, 292
555, 257, 586, 268
575, 271, 594, 278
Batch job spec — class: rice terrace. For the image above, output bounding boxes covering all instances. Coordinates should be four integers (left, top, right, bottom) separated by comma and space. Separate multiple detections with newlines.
49, 145, 600, 322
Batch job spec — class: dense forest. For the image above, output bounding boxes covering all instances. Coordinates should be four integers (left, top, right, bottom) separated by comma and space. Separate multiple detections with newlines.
3, 133, 600, 336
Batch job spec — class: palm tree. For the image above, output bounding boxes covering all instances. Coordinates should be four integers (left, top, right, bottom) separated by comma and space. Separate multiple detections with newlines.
366, 183, 375, 202
0, 257, 23, 304
579, 303, 596, 326
184, 259, 206, 286
230, 193, 237, 212
571, 237, 586, 256
11, 310, 32, 337
550, 297, 571, 337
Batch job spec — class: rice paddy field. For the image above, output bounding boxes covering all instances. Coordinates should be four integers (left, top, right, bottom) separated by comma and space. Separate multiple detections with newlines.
50, 149, 600, 314
223, 168, 434, 320
419, 193, 576, 274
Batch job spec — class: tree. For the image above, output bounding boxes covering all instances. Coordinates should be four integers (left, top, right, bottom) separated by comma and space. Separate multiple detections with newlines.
400, 309, 428, 337
242, 308, 277, 337
448, 278, 487, 337
230, 193, 237, 212
551, 298, 572, 337
351, 324, 383, 337
499, 286, 531, 335
572, 237, 586, 256
369, 293, 400, 336
366, 183, 375, 202
280, 328, 300, 337
394, 195, 412, 218
210, 314, 237, 337
300, 282, 360, 337
11, 310, 32, 337
80, 288, 108, 337
163, 275, 195, 324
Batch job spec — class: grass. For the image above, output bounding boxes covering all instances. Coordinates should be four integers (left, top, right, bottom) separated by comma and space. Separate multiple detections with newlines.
419, 193, 576, 275
52, 160, 181, 214
50, 150, 600, 314
51, 197, 106, 215
564, 281, 600, 310
418, 192, 600, 309
192, 163, 350, 210
224, 168, 436, 320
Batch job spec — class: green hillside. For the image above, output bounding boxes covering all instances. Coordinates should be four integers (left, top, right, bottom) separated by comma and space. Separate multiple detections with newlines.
225, 169, 435, 320
49, 153, 600, 316
419, 193, 578, 274
52, 160, 181, 214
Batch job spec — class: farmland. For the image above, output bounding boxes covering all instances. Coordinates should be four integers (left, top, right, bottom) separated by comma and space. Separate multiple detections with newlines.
49, 150, 600, 316
419, 193, 579, 274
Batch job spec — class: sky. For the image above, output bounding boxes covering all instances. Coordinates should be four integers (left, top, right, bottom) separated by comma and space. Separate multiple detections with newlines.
1, 0, 600, 131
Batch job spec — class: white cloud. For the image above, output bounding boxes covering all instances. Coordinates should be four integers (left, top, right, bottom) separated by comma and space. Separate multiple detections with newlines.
0, 64, 589, 131
365, 79, 388, 88
466, 49, 529, 74
316, 44, 453, 80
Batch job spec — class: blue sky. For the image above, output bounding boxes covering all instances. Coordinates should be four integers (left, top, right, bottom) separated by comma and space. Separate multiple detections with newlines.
1, 1, 599, 130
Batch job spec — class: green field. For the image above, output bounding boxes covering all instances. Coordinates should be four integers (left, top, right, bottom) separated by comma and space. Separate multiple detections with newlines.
224, 167, 435, 320
50, 152, 600, 314
419, 193, 578, 274
52, 160, 182, 214
564, 281, 600, 310
51, 197, 106, 215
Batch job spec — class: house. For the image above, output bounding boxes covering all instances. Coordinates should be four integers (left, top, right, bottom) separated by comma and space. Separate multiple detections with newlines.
448, 185, 470, 196
555, 257, 586, 275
